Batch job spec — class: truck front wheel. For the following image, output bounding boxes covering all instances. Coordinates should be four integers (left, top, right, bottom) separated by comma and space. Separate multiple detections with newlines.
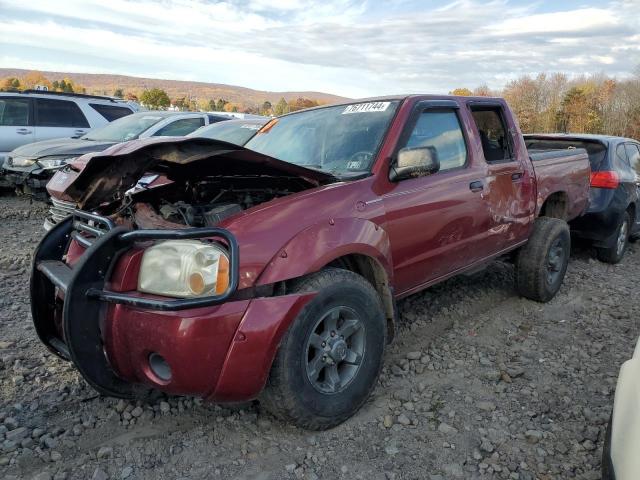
261, 268, 386, 430
515, 217, 570, 303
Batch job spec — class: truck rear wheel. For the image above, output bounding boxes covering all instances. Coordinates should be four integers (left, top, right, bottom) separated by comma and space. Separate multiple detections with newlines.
515, 217, 570, 303
596, 211, 631, 264
261, 268, 386, 430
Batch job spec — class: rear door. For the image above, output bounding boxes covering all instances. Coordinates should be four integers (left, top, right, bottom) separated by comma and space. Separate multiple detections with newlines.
34, 98, 91, 141
469, 103, 535, 251
0, 96, 34, 159
382, 100, 492, 294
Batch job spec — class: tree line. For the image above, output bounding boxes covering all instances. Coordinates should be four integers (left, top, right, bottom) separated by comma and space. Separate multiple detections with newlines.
2, 70, 638, 138
451, 70, 640, 139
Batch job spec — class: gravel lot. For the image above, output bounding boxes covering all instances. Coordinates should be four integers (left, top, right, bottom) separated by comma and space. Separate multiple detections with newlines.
0, 193, 638, 480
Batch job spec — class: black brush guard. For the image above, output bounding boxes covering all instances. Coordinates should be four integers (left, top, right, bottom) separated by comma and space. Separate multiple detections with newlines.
30, 210, 239, 399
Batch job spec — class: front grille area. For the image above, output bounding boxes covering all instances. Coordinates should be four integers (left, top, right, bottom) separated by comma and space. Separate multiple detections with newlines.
71, 210, 115, 248
49, 197, 78, 225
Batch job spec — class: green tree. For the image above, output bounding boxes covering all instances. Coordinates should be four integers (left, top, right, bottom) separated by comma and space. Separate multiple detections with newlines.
207, 99, 216, 111
215, 98, 228, 111
261, 100, 272, 115
173, 97, 186, 110
140, 88, 171, 110
274, 97, 289, 116
113, 88, 124, 98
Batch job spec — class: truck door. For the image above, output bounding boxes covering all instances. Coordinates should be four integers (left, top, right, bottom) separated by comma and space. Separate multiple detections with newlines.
382, 101, 492, 295
469, 104, 535, 252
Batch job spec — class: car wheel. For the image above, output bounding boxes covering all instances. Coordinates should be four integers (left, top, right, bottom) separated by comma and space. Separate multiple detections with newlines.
515, 217, 571, 303
597, 211, 631, 264
261, 268, 386, 430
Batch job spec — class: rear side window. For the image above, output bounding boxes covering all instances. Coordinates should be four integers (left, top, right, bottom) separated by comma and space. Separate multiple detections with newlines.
625, 144, 640, 175
154, 117, 205, 136
615, 144, 629, 169
35, 99, 89, 128
0, 98, 30, 126
471, 107, 512, 163
403, 110, 467, 171
89, 103, 133, 122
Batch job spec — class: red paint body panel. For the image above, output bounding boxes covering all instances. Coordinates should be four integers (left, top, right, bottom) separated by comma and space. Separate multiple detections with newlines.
44, 94, 591, 403
211, 293, 315, 401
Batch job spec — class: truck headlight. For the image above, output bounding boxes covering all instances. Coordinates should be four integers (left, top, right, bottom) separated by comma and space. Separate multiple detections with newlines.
138, 240, 230, 298
38, 157, 77, 170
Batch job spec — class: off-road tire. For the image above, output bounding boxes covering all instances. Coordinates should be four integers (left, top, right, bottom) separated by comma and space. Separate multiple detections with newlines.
261, 268, 386, 430
515, 217, 570, 303
597, 211, 631, 264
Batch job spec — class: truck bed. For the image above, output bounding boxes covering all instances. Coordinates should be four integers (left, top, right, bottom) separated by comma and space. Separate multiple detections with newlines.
529, 148, 591, 221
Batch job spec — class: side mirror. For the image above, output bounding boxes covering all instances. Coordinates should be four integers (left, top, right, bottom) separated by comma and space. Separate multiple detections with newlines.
389, 146, 440, 182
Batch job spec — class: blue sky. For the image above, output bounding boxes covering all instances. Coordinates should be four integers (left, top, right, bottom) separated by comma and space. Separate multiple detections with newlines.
0, 0, 638, 97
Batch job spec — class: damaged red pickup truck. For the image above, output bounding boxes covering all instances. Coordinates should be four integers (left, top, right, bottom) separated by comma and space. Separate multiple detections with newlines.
32, 95, 590, 429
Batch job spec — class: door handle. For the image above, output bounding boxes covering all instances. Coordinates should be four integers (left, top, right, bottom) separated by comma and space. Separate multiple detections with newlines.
511, 172, 523, 181
16, 128, 33, 135
469, 181, 484, 192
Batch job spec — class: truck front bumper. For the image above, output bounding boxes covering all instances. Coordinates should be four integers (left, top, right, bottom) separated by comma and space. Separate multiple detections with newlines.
31, 212, 314, 402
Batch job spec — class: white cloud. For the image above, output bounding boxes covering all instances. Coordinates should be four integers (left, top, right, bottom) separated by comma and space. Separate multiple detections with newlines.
0, 0, 638, 97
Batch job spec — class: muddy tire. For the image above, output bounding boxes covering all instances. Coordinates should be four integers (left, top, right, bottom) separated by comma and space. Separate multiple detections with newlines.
515, 217, 570, 303
597, 211, 631, 264
261, 268, 386, 430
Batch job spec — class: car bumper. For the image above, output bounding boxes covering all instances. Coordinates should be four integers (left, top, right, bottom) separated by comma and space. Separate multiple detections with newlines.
31, 214, 314, 402
609, 338, 640, 480
2, 164, 52, 191
570, 209, 625, 247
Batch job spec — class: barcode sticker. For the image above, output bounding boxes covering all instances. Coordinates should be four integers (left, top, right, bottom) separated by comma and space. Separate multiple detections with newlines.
342, 102, 390, 114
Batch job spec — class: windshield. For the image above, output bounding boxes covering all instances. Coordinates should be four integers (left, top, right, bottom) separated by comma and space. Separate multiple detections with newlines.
189, 121, 266, 145
245, 101, 400, 175
82, 113, 166, 142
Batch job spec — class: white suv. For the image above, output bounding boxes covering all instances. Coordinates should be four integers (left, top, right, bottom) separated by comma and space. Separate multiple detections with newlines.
0, 90, 138, 163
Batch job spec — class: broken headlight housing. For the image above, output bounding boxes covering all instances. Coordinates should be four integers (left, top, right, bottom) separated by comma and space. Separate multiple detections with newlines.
137, 240, 230, 298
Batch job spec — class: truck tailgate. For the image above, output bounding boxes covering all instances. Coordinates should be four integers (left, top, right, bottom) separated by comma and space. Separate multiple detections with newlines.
529, 149, 591, 221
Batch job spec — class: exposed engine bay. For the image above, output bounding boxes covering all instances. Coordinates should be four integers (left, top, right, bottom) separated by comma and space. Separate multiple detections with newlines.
119, 175, 309, 229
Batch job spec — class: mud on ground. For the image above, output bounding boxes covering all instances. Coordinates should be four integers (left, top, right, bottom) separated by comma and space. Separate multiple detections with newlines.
0, 194, 638, 480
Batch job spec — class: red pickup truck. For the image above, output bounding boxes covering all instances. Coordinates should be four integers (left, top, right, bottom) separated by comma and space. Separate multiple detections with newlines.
33, 95, 590, 429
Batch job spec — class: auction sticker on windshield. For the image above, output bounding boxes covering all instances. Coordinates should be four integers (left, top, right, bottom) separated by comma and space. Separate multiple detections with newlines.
342, 102, 390, 114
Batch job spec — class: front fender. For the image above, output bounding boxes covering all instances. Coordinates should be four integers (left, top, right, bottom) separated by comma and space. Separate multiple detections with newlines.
255, 217, 393, 286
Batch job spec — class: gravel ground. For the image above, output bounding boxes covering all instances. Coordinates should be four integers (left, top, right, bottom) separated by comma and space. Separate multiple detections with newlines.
0, 193, 638, 480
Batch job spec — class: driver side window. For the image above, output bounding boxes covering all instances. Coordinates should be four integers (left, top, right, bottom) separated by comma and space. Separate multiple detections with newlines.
402, 109, 467, 173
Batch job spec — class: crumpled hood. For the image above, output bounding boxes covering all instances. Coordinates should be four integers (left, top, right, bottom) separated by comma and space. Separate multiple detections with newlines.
11, 137, 118, 160
59, 136, 337, 210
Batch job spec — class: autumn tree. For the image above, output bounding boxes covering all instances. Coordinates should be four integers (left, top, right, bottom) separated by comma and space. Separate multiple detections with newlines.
22, 71, 52, 90
140, 88, 171, 109
450, 88, 472, 96
207, 99, 216, 111
1, 77, 20, 91
113, 88, 124, 98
